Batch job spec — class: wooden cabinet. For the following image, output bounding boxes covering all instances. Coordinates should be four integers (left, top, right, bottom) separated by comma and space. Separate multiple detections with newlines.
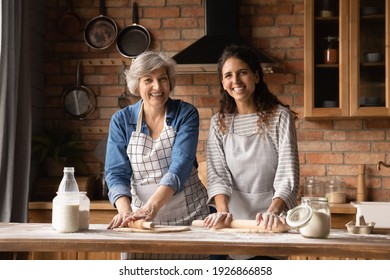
304, 0, 390, 118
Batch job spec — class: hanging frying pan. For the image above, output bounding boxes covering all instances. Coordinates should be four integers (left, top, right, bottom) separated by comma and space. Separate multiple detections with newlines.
84, 0, 118, 50
58, 0, 81, 35
116, 2, 151, 58
62, 61, 96, 120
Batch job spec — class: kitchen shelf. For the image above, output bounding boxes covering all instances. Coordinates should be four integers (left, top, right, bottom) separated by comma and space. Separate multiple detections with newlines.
304, 0, 390, 118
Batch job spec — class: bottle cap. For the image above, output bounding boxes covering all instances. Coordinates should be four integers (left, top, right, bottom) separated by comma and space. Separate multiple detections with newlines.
63, 167, 75, 172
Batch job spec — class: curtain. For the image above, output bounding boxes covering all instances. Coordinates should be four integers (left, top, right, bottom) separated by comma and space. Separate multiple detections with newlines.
0, 0, 31, 222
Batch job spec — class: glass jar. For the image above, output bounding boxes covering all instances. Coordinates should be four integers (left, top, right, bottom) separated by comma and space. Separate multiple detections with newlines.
286, 197, 331, 238
52, 192, 80, 233
325, 177, 346, 203
323, 36, 338, 64
79, 192, 90, 230
303, 177, 325, 197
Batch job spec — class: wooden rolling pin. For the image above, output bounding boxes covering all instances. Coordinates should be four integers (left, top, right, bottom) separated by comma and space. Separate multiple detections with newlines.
192, 219, 290, 233
127, 220, 155, 230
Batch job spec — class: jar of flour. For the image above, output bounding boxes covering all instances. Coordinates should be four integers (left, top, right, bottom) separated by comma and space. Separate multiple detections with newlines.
286, 197, 331, 238
79, 192, 90, 230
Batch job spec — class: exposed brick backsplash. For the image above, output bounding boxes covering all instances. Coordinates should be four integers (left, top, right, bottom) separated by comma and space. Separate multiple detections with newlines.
42, 0, 390, 202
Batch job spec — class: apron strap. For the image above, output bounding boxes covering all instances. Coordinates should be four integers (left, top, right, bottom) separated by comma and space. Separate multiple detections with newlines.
135, 102, 168, 132
135, 103, 144, 132
230, 113, 236, 133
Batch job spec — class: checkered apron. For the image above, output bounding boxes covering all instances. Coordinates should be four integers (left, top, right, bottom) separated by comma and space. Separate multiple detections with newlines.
123, 105, 210, 260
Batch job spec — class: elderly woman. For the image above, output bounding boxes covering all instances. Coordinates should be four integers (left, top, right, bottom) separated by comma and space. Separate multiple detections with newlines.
105, 51, 209, 259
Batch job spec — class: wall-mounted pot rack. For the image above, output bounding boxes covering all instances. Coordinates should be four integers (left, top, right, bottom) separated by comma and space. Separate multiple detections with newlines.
63, 58, 132, 67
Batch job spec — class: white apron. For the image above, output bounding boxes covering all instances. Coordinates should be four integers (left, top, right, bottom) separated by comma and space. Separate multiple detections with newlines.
223, 114, 278, 260
123, 104, 209, 260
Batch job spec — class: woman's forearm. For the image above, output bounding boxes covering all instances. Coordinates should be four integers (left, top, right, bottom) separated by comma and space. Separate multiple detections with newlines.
267, 197, 287, 215
145, 185, 175, 211
213, 194, 230, 212
115, 196, 132, 214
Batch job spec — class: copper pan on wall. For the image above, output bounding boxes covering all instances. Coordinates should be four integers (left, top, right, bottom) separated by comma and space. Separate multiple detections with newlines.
84, 0, 118, 50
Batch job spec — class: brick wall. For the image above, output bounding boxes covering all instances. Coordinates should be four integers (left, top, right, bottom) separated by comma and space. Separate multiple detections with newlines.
43, 0, 390, 201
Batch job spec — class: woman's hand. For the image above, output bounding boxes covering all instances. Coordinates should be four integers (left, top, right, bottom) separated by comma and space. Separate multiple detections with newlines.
126, 203, 158, 222
107, 196, 133, 229
203, 194, 232, 228
107, 211, 132, 229
255, 211, 286, 231
203, 211, 233, 228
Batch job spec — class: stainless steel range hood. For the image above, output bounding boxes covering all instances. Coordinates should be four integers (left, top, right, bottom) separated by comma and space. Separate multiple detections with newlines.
172, 0, 280, 74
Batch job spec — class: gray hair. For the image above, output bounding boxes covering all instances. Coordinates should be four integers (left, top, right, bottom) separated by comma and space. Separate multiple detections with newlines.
125, 51, 177, 96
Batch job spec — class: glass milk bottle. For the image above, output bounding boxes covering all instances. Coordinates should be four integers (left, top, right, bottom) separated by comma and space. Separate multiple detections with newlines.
52, 167, 80, 233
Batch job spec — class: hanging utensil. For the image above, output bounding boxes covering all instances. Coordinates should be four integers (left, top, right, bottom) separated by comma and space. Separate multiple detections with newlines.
62, 60, 96, 120
118, 62, 131, 109
116, 2, 151, 58
117, 63, 141, 108
84, 0, 118, 50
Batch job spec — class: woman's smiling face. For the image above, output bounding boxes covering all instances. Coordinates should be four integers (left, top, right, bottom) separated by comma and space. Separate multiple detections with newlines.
221, 57, 259, 107
138, 66, 170, 109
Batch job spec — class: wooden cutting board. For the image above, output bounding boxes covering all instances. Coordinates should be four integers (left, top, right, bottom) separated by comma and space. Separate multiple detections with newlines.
113, 225, 190, 233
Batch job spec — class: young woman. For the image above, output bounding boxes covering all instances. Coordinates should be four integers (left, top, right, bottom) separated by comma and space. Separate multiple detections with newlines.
204, 45, 300, 259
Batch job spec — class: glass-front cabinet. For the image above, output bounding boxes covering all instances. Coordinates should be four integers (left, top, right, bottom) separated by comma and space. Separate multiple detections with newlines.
304, 0, 390, 118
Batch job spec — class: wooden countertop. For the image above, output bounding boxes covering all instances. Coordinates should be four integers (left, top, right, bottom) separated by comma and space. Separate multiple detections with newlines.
329, 203, 356, 214
1, 223, 389, 259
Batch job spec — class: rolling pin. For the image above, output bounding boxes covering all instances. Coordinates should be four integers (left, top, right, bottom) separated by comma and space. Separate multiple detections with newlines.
127, 220, 155, 230
192, 219, 290, 232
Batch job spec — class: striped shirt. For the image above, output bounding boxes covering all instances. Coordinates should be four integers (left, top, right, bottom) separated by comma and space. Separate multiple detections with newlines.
206, 105, 300, 210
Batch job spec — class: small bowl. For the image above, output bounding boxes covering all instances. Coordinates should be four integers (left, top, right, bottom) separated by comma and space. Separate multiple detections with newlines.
345, 221, 375, 234
364, 52, 384, 63
320, 10, 333, 17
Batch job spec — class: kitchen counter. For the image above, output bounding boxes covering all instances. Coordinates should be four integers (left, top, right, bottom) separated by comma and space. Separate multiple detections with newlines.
1, 223, 389, 259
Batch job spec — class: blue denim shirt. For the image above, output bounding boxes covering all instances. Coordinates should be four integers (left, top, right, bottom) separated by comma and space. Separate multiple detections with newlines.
105, 98, 200, 206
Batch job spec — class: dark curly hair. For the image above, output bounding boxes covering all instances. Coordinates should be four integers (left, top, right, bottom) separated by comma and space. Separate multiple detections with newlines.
216, 45, 297, 133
